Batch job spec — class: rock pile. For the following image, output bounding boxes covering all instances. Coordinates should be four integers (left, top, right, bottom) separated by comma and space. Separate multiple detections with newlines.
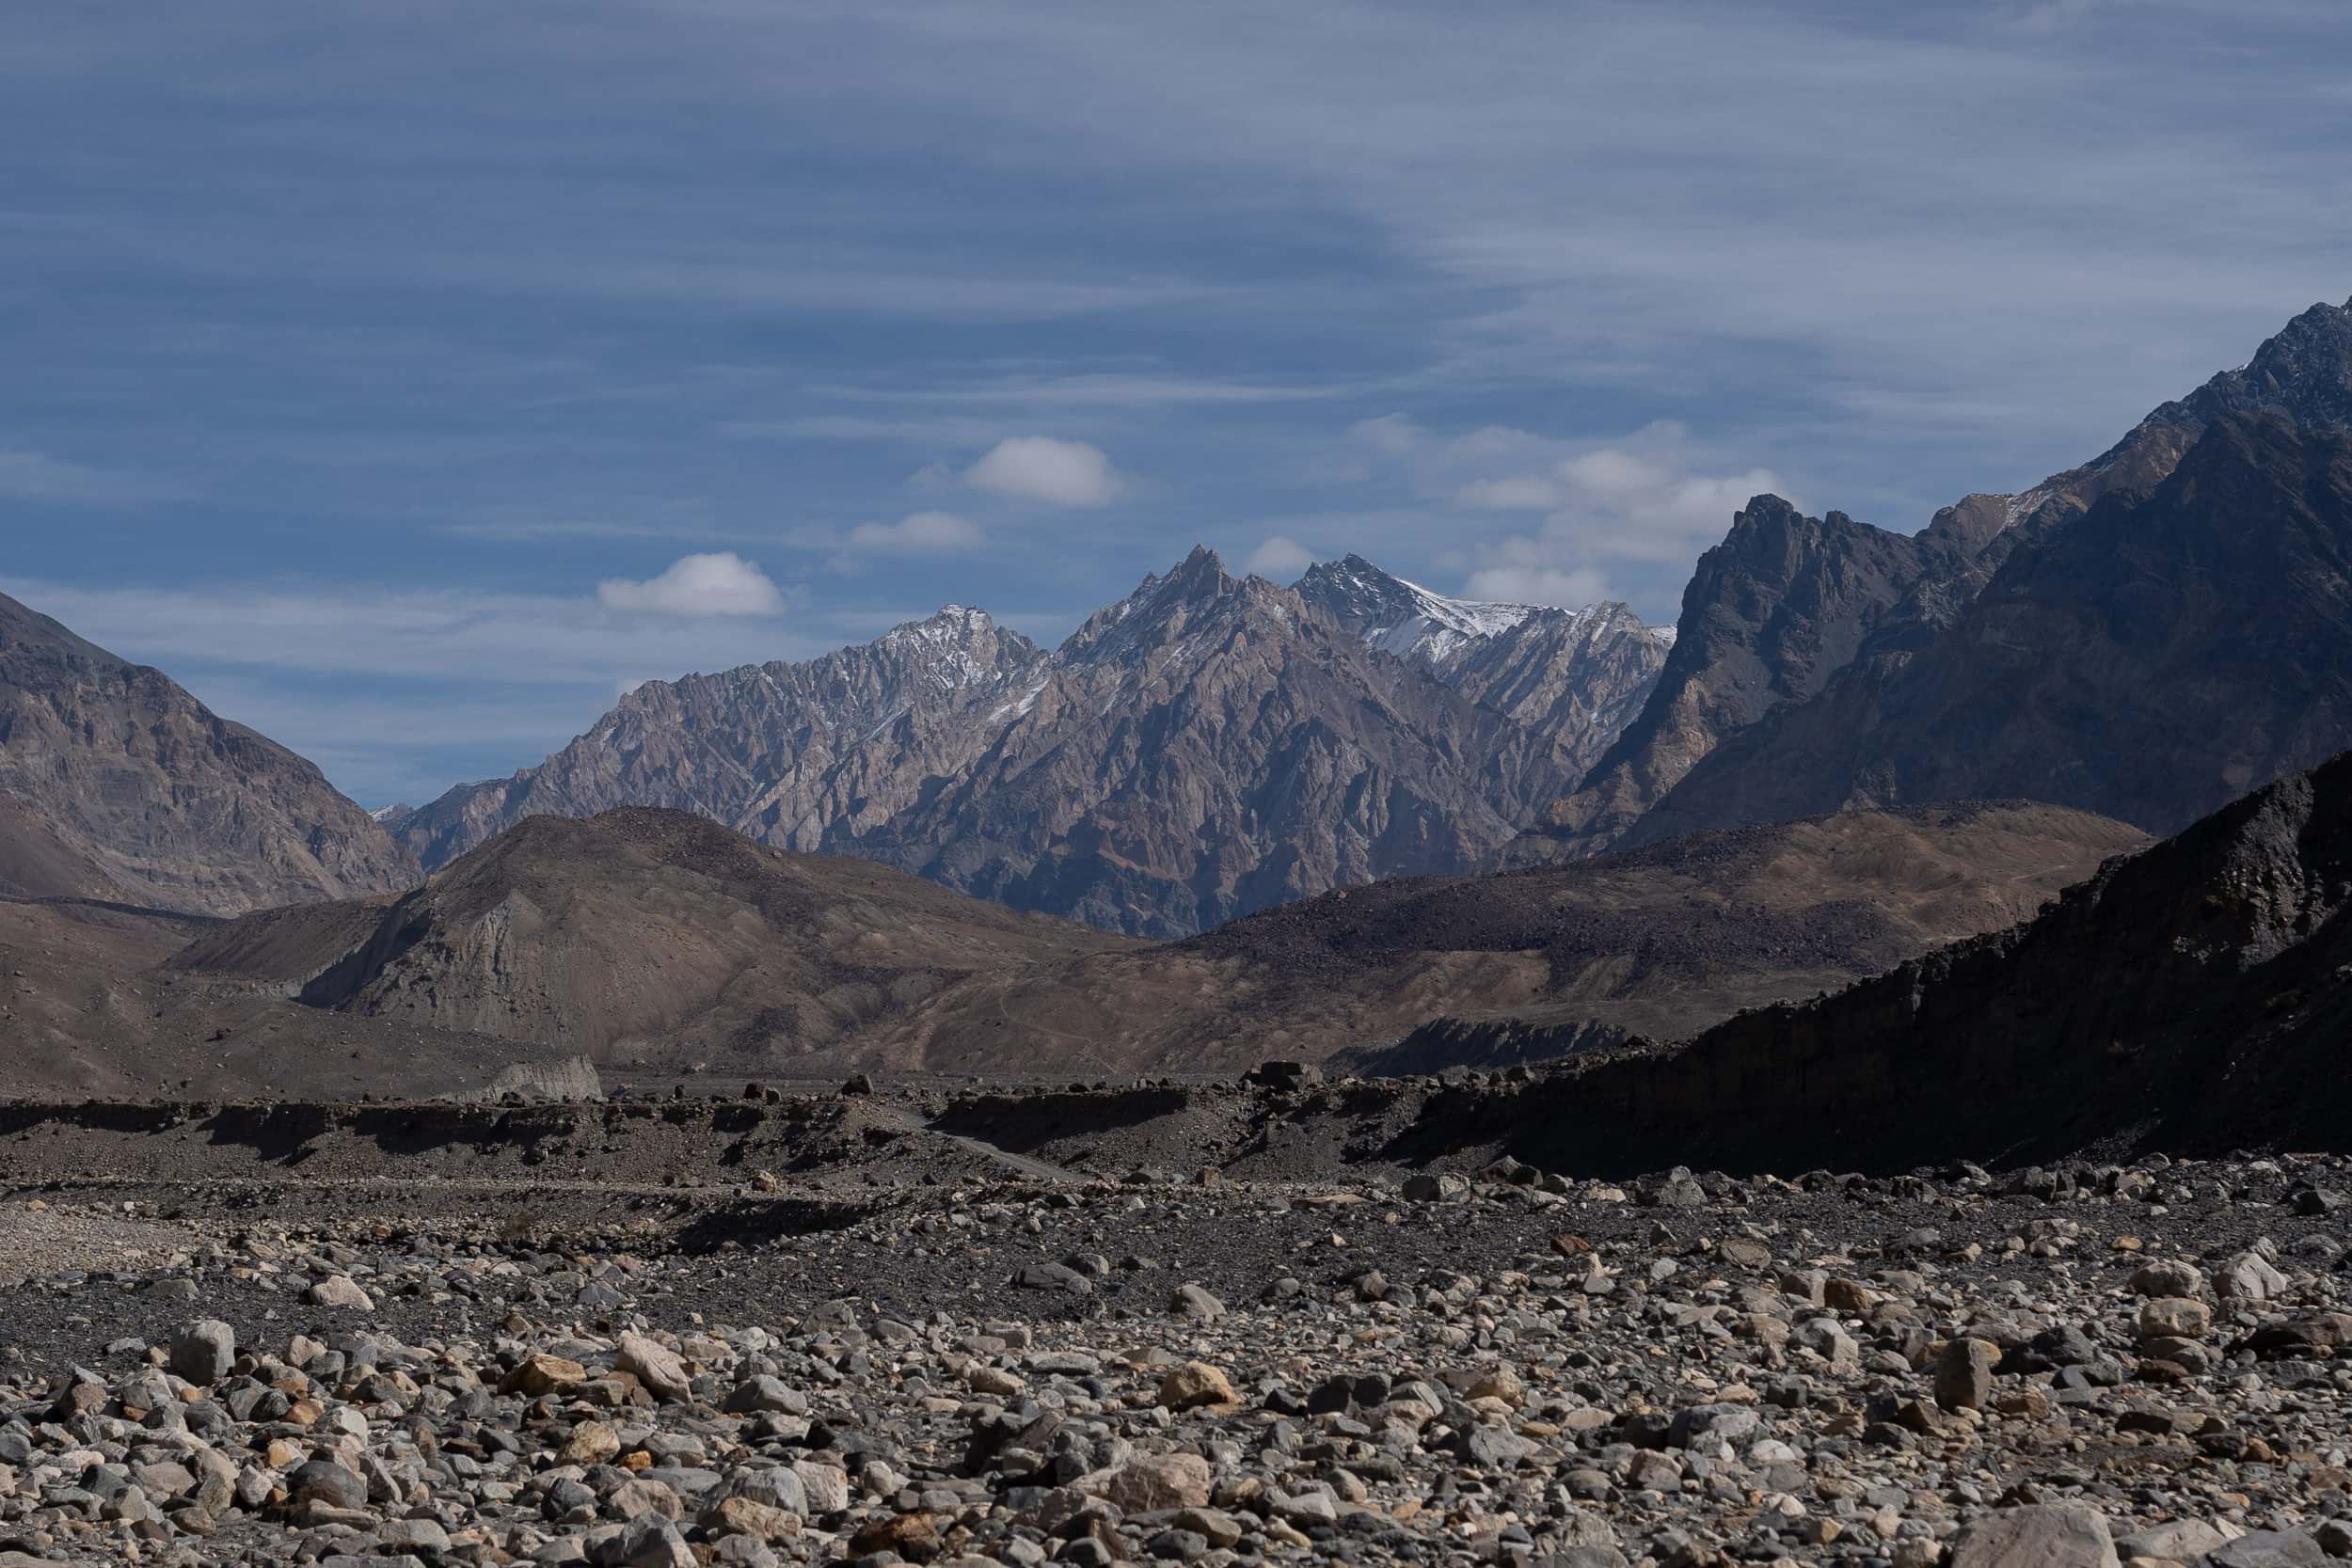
0, 1154, 2347, 1565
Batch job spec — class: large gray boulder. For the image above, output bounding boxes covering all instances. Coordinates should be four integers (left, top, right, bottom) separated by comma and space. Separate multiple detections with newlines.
1949, 1504, 2118, 1568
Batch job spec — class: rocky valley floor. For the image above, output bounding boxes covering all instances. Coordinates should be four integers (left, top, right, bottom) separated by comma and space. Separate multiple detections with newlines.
0, 1085, 2347, 1568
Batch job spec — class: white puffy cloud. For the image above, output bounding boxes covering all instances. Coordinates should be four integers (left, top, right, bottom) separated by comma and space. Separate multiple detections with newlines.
1349, 414, 1425, 457
596, 552, 784, 616
1463, 562, 1614, 608
1457, 444, 1790, 610
1455, 476, 1560, 511
844, 509, 984, 554
964, 436, 1125, 506
1338, 413, 1794, 614
1242, 535, 1313, 578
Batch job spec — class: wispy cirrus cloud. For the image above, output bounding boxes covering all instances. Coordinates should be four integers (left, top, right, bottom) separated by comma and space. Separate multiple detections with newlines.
1, 576, 809, 688
0, 447, 170, 506
6, 0, 2346, 801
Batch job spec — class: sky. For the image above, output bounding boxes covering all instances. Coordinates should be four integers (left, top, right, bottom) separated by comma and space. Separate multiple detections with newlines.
5, 0, 2349, 807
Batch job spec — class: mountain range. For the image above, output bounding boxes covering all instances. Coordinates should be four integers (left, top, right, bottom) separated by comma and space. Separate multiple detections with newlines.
390, 547, 1673, 936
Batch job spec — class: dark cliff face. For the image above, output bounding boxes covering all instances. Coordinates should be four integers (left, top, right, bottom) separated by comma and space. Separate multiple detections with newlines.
1507, 499, 1964, 863
1628, 413, 2352, 846
1511, 299, 2352, 865
0, 591, 417, 916
1461, 746, 2352, 1175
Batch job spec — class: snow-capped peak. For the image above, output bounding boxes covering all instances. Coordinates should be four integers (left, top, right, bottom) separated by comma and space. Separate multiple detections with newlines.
1295, 554, 1555, 666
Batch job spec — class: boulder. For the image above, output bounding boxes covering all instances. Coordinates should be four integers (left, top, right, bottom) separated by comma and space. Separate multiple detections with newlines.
1949, 1504, 2118, 1568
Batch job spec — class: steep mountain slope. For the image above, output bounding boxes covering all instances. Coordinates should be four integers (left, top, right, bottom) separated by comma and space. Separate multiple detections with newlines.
1295, 555, 1672, 778
393, 606, 1047, 869
1505, 499, 1978, 863
859, 549, 1568, 936
179, 807, 1132, 1068
0, 590, 419, 915
1508, 296, 2352, 864
0, 797, 123, 904
1630, 413, 2352, 844
1487, 747, 2352, 1173
398, 548, 1606, 937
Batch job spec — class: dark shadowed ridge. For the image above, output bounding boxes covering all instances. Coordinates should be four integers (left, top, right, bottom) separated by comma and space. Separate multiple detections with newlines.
1443, 746, 2352, 1173
1628, 412, 2352, 845
1511, 296, 2352, 864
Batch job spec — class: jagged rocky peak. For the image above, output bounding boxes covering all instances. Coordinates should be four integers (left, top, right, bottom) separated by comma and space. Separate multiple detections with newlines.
1295, 553, 1548, 665
874, 602, 1041, 691
1057, 546, 1260, 664
2137, 294, 2352, 444
2037, 295, 2352, 516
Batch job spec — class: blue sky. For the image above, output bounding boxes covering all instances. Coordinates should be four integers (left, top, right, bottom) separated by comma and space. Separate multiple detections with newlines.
5, 0, 2348, 806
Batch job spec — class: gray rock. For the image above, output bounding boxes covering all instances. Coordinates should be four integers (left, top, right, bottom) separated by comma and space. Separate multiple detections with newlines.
168, 1319, 234, 1386
1010, 1261, 1093, 1294
1170, 1283, 1225, 1321
1935, 1337, 1997, 1412
1402, 1172, 1469, 1204
288, 1459, 369, 1513
720, 1375, 806, 1416
592, 1516, 696, 1568
2209, 1530, 2331, 1568
2113, 1520, 2237, 1561
1949, 1504, 2118, 1568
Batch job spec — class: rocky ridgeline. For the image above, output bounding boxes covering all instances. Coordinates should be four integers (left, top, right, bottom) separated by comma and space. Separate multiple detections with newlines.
0, 1151, 2346, 1566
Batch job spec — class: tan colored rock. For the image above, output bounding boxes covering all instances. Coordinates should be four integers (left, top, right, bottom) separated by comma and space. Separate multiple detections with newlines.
967, 1366, 1025, 1398
305, 1275, 374, 1310
562, 1420, 621, 1466
2137, 1296, 2212, 1341
1106, 1453, 1216, 1511
700, 1497, 802, 1542
616, 1333, 692, 1403
503, 1354, 588, 1397
1157, 1361, 1237, 1411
